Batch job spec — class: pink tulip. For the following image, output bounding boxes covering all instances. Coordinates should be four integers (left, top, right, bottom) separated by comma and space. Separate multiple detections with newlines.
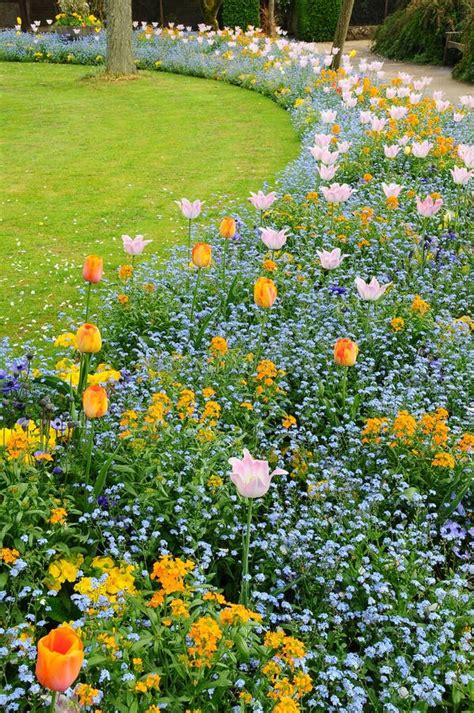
260, 227, 288, 250
320, 109, 337, 123
382, 183, 403, 198
121, 234, 152, 255
383, 144, 401, 159
416, 195, 443, 217
317, 164, 338, 181
249, 191, 277, 211
337, 141, 351, 154
228, 449, 287, 499
313, 133, 332, 148
309, 147, 339, 165
450, 166, 472, 186
370, 117, 387, 133
175, 198, 204, 220
435, 99, 450, 113
317, 247, 347, 270
412, 141, 432, 158
355, 276, 392, 301
359, 110, 374, 125
389, 106, 408, 120
409, 93, 422, 104
458, 144, 474, 169
321, 183, 354, 203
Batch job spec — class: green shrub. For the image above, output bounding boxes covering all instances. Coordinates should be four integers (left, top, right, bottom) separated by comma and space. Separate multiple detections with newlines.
452, 4, 474, 81
373, 0, 466, 65
222, 0, 261, 29
296, 0, 342, 42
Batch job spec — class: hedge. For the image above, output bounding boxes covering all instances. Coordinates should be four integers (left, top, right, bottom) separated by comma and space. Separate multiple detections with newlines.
452, 3, 474, 82
372, 0, 466, 65
222, 0, 261, 29
296, 0, 342, 42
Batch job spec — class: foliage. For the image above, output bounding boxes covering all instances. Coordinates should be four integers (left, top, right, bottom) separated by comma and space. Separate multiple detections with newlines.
295, 0, 342, 41
373, 0, 467, 64
452, 3, 474, 82
222, 0, 261, 29
0, 24, 473, 713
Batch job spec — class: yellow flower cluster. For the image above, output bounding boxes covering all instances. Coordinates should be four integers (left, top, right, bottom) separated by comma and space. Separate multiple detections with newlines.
149, 555, 194, 607
74, 557, 136, 606
187, 616, 223, 667
47, 554, 84, 591
75, 683, 100, 707
255, 359, 285, 401
134, 673, 161, 693
118, 264, 133, 282
0, 422, 57, 462
177, 388, 196, 420
49, 507, 68, 525
411, 294, 431, 315
0, 547, 20, 564
262, 630, 312, 710
219, 603, 262, 626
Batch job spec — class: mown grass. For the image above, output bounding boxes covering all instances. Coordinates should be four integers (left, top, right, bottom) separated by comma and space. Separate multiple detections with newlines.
0, 62, 298, 348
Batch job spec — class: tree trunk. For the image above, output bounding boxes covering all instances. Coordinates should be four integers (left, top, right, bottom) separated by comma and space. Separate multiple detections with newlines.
268, 0, 275, 36
200, 0, 223, 30
18, 0, 30, 31
331, 0, 355, 70
106, 0, 137, 77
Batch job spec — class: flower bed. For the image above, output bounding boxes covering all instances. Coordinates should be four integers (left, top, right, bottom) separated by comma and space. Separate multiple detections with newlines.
0, 26, 473, 713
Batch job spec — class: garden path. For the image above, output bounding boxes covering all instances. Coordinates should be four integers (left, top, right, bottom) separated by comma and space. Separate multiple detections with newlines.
316, 40, 472, 103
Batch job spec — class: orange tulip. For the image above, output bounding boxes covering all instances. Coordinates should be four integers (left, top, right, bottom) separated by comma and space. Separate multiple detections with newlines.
333, 338, 359, 366
192, 242, 212, 268
35, 625, 84, 692
82, 384, 108, 418
76, 324, 102, 354
219, 216, 236, 239
254, 277, 277, 309
82, 255, 103, 284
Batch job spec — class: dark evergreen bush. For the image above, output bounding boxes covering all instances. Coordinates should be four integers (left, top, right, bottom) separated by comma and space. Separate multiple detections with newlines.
373, 0, 466, 65
452, 4, 474, 82
296, 0, 342, 42
222, 0, 261, 29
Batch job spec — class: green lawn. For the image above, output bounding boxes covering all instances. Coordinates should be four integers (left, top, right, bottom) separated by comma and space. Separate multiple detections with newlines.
0, 62, 298, 347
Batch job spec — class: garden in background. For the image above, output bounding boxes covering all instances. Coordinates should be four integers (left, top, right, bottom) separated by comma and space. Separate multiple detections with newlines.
0, 8, 473, 713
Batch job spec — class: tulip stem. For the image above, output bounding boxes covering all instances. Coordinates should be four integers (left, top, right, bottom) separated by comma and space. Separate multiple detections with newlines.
84, 420, 94, 485
240, 498, 254, 608
84, 282, 92, 322
340, 367, 348, 414
77, 353, 90, 400
190, 268, 202, 324
188, 219, 192, 263
254, 311, 268, 365
221, 239, 230, 308
48, 691, 57, 713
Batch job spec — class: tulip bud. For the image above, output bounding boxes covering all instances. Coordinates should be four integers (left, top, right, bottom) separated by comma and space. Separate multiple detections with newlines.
334, 338, 359, 366
192, 242, 212, 268
82, 255, 103, 284
82, 384, 108, 418
219, 216, 236, 239
254, 277, 277, 309
76, 324, 102, 354
35, 625, 84, 692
